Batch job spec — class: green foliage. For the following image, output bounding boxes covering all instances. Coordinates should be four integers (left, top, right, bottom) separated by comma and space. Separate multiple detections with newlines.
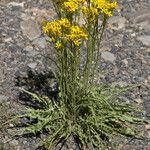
0, 143, 4, 150
3, 84, 146, 150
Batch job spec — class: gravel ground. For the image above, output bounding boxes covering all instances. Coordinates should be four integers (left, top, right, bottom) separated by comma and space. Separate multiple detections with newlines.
0, 0, 150, 150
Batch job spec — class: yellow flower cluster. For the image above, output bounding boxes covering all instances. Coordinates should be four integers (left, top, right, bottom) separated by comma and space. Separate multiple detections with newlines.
91, 0, 117, 17
43, 18, 71, 37
66, 26, 88, 46
82, 6, 99, 22
81, 0, 117, 21
43, 20, 62, 38
43, 18, 71, 49
63, 0, 85, 13
43, 18, 88, 48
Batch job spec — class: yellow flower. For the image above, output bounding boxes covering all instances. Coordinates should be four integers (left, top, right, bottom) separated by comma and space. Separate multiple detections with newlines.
63, 1, 79, 13
59, 18, 71, 28
82, 6, 99, 22
74, 0, 85, 4
42, 18, 71, 42
63, 0, 85, 13
66, 26, 88, 46
50, 37, 56, 43
91, 0, 117, 17
42, 20, 62, 37
55, 42, 62, 49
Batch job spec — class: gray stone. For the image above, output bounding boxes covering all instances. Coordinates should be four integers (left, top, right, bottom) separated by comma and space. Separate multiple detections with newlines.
23, 45, 39, 56
24, 45, 33, 51
20, 19, 41, 41
101, 51, 116, 62
27, 62, 37, 69
20, 13, 32, 21
137, 35, 150, 47
7, 2, 25, 7
130, 10, 150, 31
32, 37, 47, 48
0, 94, 10, 103
0, 61, 7, 83
135, 98, 143, 104
133, 11, 150, 24
108, 16, 127, 30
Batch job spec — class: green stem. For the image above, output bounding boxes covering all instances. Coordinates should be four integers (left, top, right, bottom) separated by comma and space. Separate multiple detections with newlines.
84, 23, 93, 85
91, 15, 107, 83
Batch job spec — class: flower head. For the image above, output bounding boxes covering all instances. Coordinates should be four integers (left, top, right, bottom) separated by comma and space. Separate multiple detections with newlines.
63, 0, 85, 13
42, 18, 71, 39
66, 26, 88, 46
42, 20, 62, 37
91, 0, 118, 17
59, 18, 71, 28
55, 42, 62, 49
82, 6, 99, 22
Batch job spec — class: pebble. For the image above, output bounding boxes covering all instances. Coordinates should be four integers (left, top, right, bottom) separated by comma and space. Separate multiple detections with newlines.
101, 51, 116, 62
145, 124, 150, 137
9, 123, 14, 127
20, 19, 41, 41
20, 13, 33, 21
4, 37, 13, 42
23, 45, 39, 56
135, 98, 143, 105
9, 139, 19, 146
108, 16, 127, 30
0, 94, 9, 103
7, 2, 25, 7
23, 45, 33, 52
137, 35, 150, 47
27, 62, 37, 69
122, 59, 128, 66
32, 37, 47, 49
0, 62, 6, 83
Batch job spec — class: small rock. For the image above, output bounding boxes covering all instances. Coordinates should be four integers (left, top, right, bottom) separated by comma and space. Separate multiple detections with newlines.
32, 37, 47, 48
130, 10, 150, 31
138, 21, 150, 31
131, 33, 136, 37
9, 139, 19, 145
133, 11, 150, 24
0, 61, 7, 83
20, 19, 41, 41
145, 124, 150, 137
101, 51, 116, 62
7, 2, 25, 7
122, 59, 128, 66
108, 16, 127, 30
137, 35, 150, 47
27, 62, 37, 69
0, 94, 10, 103
23, 45, 39, 57
135, 98, 143, 104
113, 81, 128, 88
8, 45, 21, 53
146, 48, 150, 53
20, 13, 33, 21
24, 45, 33, 51
23, 140, 28, 144
9, 123, 14, 127
113, 67, 119, 75
4, 37, 12, 42
87, 143, 94, 150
